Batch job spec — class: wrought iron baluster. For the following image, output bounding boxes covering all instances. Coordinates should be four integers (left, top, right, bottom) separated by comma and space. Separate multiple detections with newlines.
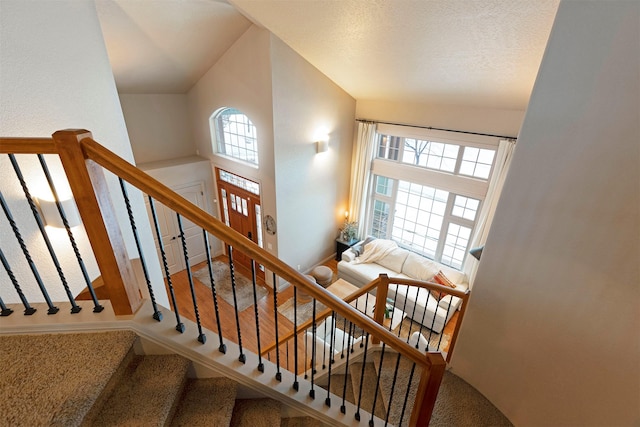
177, 213, 205, 344
355, 298, 365, 348
203, 230, 225, 353
38, 155, 104, 313
384, 352, 404, 426
118, 178, 159, 319
426, 298, 440, 348
9, 154, 80, 313
292, 285, 299, 390
394, 283, 411, 337
271, 272, 281, 381
0, 296, 13, 316
364, 293, 370, 315
407, 286, 422, 346
398, 362, 418, 426
340, 319, 355, 414
417, 292, 433, 344
304, 326, 309, 380
250, 259, 263, 371
148, 196, 184, 333
227, 245, 245, 363
0, 246, 36, 315
309, 298, 317, 399
0, 190, 58, 314
355, 331, 371, 421
340, 315, 347, 359
436, 299, 454, 351
370, 343, 386, 427
325, 311, 336, 407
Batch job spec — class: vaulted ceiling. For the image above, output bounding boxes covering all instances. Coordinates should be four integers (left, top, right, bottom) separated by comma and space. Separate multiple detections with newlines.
96, 0, 560, 111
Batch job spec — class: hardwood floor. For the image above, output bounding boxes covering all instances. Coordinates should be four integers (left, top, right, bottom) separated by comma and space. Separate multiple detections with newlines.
163, 256, 456, 375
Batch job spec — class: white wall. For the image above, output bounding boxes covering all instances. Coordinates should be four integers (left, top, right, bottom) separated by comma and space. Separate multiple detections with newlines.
356, 100, 524, 139
120, 94, 196, 164
187, 26, 277, 258
270, 36, 355, 271
0, 0, 168, 308
451, 2, 640, 425
187, 24, 355, 273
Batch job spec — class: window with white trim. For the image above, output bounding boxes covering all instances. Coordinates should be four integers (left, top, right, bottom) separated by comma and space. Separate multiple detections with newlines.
366, 124, 498, 270
210, 108, 258, 166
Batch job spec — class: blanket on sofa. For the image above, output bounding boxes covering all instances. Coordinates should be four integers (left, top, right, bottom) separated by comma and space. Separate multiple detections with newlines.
354, 239, 398, 264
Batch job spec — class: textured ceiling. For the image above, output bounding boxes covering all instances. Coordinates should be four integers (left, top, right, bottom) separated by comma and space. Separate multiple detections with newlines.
97, 0, 559, 110
96, 0, 252, 94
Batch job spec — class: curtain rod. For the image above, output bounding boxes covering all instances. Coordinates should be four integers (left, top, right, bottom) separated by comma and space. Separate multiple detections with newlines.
356, 118, 517, 140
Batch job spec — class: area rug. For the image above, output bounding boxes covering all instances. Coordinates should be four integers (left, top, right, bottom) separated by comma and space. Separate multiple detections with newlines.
192, 260, 267, 312
277, 297, 327, 325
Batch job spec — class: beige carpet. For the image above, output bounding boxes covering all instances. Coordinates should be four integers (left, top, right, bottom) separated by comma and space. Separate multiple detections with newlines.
366, 348, 512, 427
230, 398, 281, 427
172, 377, 238, 426
193, 260, 267, 312
0, 330, 136, 426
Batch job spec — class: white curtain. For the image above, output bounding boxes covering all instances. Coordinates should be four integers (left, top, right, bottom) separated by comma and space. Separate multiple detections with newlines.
464, 138, 517, 287
348, 121, 377, 238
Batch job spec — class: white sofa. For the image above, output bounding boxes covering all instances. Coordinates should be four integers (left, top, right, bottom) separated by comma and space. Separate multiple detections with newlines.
337, 239, 468, 334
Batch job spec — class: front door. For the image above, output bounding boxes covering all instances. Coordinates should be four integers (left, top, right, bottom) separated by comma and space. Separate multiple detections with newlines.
215, 168, 264, 281
145, 182, 208, 276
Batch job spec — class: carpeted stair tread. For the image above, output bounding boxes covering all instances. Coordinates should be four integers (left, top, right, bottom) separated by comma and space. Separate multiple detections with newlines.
324, 373, 355, 407
369, 349, 512, 426
430, 371, 512, 426
92, 354, 190, 426
372, 350, 422, 427
348, 361, 386, 419
170, 377, 238, 426
280, 416, 326, 426
230, 398, 281, 427
0, 330, 136, 426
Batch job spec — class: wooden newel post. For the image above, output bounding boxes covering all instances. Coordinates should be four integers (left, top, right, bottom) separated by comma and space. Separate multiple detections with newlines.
372, 273, 390, 344
409, 352, 447, 426
52, 129, 142, 316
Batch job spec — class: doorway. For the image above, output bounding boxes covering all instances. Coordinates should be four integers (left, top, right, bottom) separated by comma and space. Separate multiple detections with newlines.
146, 182, 208, 276
215, 168, 264, 281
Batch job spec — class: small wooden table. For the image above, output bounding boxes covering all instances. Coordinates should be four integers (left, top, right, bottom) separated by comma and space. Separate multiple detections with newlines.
326, 279, 407, 331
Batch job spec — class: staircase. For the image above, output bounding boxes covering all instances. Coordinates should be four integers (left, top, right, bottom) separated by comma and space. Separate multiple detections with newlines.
315, 348, 418, 426
315, 347, 513, 427
0, 330, 327, 426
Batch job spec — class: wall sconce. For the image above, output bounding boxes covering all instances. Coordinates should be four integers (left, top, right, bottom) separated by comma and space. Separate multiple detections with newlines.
469, 245, 484, 260
35, 197, 81, 228
316, 134, 329, 153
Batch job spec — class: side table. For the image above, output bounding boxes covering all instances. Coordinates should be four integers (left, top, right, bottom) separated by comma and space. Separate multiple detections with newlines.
335, 238, 358, 261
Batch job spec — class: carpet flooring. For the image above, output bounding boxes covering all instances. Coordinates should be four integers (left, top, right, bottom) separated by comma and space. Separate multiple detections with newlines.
1, 331, 321, 426
0, 330, 137, 426
192, 259, 267, 312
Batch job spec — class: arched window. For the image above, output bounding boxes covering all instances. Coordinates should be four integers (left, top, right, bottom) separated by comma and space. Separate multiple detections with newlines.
210, 107, 258, 166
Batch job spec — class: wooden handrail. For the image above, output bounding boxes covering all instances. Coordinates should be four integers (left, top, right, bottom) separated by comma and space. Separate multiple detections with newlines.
0, 137, 58, 154
262, 274, 470, 360
1, 130, 451, 424
79, 136, 433, 369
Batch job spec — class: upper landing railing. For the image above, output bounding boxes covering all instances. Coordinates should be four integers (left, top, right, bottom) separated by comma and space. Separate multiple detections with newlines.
0, 129, 468, 426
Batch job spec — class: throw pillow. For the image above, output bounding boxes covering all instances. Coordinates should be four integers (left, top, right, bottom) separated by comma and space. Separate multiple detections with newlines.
430, 270, 456, 301
352, 236, 376, 257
